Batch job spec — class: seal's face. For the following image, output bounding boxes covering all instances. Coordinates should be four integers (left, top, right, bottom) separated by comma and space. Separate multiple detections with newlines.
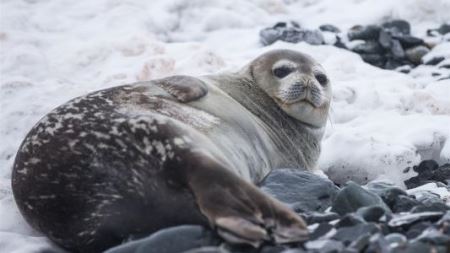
250, 49, 331, 128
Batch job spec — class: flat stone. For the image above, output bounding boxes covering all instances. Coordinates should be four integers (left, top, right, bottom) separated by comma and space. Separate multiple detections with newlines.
261, 169, 339, 212
388, 212, 444, 227
385, 233, 407, 247
305, 239, 344, 252
390, 241, 435, 253
393, 35, 424, 49
319, 24, 341, 33
352, 41, 384, 54
405, 45, 430, 64
390, 39, 405, 59
335, 213, 366, 228
332, 223, 380, 246
331, 181, 391, 215
360, 53, 386, 67
357, 205, 385, 222
392, 195, 421, 213
104, 225, 219, 253
309, 223, 335, 241
302, 212, 340, 225
182, 247, 229, 253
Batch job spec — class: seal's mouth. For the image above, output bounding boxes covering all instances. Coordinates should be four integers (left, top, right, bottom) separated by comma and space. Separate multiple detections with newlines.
273, 96, 319, 108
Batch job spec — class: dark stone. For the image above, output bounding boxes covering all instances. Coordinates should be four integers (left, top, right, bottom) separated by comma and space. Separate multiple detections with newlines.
280, 249, 307, 253
405, 222, 432, 239
393, 35, 424, 49
259, 245, 288, 253
273, 22, 287, 29
104, 225, 219, 253
309, 223, 335, 241
437, 23, 450, 35
382, 19, 411, 35
392, 195, 421, 213
259, 22, 325, 46
305, 239, 344, 252
390, 39, 406, 59
260, 169, 339, 212
424, 56, 445, 65
405, 45, 430, 64
439, 63, 450, 69
365, 181, 407, 207
331, 181, 391, 215
357, 205, 385, 222
319, 24, 341, 33
335, 213, 366, 228
334, 36, 347, 49
388, 212, 444, 227
348, 25, 381, 41
332, 223, 380, 246
414, 160, 439, 173
378, 29, 392, 49
302, 212, 340, 224
260, 28, 282, 46
360, 53, 386, 67
404, 161, 450, 189
352, 41, 384, 54
430, 164, 450, 183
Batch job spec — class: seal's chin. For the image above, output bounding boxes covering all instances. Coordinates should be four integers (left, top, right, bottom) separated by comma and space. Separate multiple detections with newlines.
273, 96, 321, 108
274, 97, 328, 128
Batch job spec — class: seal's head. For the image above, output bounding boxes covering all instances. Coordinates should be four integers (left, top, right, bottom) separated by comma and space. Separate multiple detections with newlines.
249, 49, 331, 128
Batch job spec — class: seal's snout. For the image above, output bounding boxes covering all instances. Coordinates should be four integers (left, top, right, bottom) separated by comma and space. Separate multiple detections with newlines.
276, 79, 323, 108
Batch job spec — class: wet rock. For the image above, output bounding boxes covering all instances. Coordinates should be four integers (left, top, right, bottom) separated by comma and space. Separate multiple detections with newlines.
334, 36, 347, 49
309, 223, 335, 240
182, 247, 229, 253
390, 39, 406, 59
357, 205, 386, 222
335, 213, 366, 228
280, 249, 307, 253
405, 222, 432, 239
260, 28, 283, 46
411, 202, 450, 213
378, 29, 392, 49
347, 234, 371, 252
352, 41, 384, 54
392, 195, 421, 213
319, 24, 341, 33
385, 233, 407, 247
404, 161, 450, 189
348, 25, 381, 41
302, 212, 340, 224
331, 181, 391, 215
332, 223, 380, 246
366, 233, 390, 253
382, 19, 411, 36
424, 56, 445, 65
393, 35, 424, 49
437, 23, 450, 35
405, 45, 430, 64
390, 241, 436, 253
305, 239, 344, 252
259, 245, 288, 253
261, 169, 339, 212
105, 225, 219, 253
417, 227, 450, 245
388, 212, 444, 227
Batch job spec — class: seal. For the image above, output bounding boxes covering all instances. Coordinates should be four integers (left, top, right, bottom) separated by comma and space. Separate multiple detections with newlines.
12, 49, 331, 252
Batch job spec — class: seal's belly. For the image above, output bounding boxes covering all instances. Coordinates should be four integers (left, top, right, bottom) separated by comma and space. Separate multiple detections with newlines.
114, 82, 273, 182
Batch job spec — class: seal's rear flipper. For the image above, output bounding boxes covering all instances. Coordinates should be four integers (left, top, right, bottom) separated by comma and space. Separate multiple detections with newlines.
154, 75, 208, 103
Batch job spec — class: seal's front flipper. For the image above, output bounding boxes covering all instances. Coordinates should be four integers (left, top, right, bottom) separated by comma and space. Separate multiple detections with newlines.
154, 75, 208, 103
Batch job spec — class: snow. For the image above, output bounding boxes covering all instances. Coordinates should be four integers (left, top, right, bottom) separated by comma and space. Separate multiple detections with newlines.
1, 0, 450, 251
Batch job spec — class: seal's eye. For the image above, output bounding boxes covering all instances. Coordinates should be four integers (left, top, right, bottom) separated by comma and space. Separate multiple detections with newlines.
315, 73, 328, 85
273, 66, 293, 79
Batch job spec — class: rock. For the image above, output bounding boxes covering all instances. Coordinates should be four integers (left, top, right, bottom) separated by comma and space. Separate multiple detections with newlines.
417, 227, 450, 245
334, 35, 347, 49
309, 223, 335, 241
382, 19, 411, 35
348, 25, 381, 41
357, 205, 385, 222
302, 212, 340, 225
331, 181, 391, 215
390, 39, 406, 59
352, 41, 384, 54
385, 58, 408, 70
360, 53, 386, 67
365, 180, 407, 207
259, 245, 288, 253
411, 202, 450, 213
392, 195, 421, 213
104, 225, 219, 253
405, 222, 432, 239
414, 160, 439, 174
299, 30, 325, 45
390, 241, 436, 253
182, 247, 229, 253
385, 233, 407, 247
366, 233, 390, 253
393, 35, 424, 49
260, 28, 282, 46
430, 164, 450, 183
378, 29, 392, 48
335, 213, 366, 228
405, 45, 430, 64
437, 23, 450, 35
424, 56, 445, 65
332, 223, 380, 246
388, 212, 444, 227
404, 160, 449, 189
319, 24, 341, 33
347, 234, 371, 252
280, 249, 307, 253
305, 239, 344, 252
260, 169, 339, 212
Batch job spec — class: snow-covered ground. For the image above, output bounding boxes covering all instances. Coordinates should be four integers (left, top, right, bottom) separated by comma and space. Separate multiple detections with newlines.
1, 0, 450, 252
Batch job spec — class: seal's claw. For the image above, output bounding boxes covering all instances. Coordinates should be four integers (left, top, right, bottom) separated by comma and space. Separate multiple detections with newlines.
215, 216, 269, 247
